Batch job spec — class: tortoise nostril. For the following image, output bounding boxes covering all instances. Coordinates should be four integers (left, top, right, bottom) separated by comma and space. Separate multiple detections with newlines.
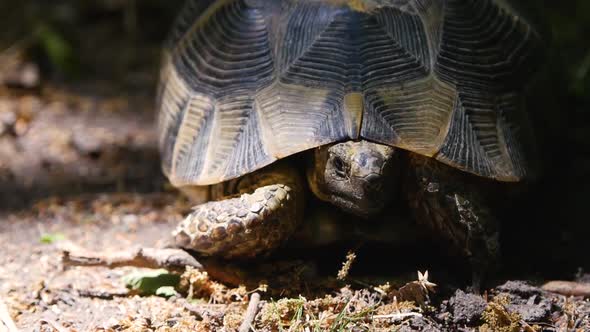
333, 156, 347, 178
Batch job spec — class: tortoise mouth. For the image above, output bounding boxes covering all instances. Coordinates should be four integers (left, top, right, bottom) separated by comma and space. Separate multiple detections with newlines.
331, 194, 385, 218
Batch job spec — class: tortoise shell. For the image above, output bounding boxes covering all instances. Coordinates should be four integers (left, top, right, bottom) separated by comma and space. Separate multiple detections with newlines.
157, 0, 543, 186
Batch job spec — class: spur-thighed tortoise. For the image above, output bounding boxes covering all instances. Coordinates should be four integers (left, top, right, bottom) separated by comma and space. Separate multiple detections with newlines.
157, 0, 542, 281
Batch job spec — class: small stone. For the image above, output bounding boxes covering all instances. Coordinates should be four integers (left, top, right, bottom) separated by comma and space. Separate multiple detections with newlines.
449, 289, 487, 325
496, 281, 541, 297
237, 209, 249, 218
121, 214, 138, 225
507, 303, 550, 322
403, 317, 442, 332
0, 109, 16, 126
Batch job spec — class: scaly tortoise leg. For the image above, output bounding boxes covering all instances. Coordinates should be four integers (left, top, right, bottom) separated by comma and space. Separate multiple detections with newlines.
405, 154, 501, 291
173, 163, 305, 259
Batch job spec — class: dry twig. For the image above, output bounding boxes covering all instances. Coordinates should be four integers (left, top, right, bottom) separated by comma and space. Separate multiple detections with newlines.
61, 247, 202, 272
0, 297, 19, 332
39, 318, 70, 332
239, 292, 261, 332
74, 288, 130, 299
542, 281, 590, 297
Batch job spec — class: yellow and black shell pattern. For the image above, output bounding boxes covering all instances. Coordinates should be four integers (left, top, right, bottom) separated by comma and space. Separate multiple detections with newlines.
157, 0, 543, 186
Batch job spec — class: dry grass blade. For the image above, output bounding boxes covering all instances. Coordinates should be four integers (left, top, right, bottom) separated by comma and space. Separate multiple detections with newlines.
336, 251, 356, 280
373, 312, 423, 321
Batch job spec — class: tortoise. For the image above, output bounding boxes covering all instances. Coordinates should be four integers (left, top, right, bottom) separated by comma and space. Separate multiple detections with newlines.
157, 0, 543, 283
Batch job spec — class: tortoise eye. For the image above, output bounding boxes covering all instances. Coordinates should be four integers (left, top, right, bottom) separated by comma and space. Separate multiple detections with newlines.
333, 156, 347, 178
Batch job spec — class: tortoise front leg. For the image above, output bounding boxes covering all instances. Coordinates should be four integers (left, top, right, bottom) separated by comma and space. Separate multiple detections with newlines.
173, 163, 305, 259
405, 154, 501, 291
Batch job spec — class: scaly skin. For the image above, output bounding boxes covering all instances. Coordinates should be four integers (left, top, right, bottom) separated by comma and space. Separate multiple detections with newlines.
173, 163, 304, 258
405, 153, 501, 290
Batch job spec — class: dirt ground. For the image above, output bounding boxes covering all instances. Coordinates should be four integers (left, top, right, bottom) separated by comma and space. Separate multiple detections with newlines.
1, 2, 590, 331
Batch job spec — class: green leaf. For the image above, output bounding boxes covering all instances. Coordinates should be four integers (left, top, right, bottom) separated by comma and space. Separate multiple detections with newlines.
40, 232, 65, 244
155, 286, 178, 298
122, 269, 180, 296
34, 23, 78, 76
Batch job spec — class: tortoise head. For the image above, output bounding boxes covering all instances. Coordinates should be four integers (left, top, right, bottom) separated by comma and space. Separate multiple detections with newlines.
308, 140, 398, 217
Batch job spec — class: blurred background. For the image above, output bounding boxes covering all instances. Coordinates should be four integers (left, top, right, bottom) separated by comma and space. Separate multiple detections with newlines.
0, 1, 182, 208
0, 0, 589, 278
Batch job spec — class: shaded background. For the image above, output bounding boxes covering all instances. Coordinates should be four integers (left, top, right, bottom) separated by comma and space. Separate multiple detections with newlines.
0, 0, 589, 279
